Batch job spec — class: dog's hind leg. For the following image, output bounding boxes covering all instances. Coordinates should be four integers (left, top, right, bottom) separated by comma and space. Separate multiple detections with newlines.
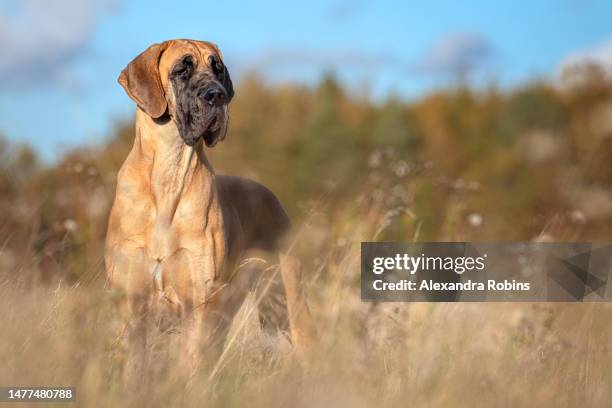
256, 266, 290, 338
278, 253, 316, 353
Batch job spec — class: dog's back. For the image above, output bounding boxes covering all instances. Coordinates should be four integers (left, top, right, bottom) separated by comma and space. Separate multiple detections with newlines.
216, 175, 291, 257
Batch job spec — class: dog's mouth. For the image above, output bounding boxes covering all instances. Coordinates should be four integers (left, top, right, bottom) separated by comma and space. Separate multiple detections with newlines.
203, 116, 220, 147
183, 105, 228, 147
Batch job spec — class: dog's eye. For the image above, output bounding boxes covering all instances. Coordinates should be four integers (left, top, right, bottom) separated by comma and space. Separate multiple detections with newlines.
209, 55, 224, 76
172, 57, 193, 78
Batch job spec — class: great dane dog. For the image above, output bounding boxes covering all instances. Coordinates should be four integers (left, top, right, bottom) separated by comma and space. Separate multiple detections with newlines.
105, 39, 315, 378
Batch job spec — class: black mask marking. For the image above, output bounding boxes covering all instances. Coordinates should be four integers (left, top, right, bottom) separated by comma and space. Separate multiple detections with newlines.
170, 55, 233, 147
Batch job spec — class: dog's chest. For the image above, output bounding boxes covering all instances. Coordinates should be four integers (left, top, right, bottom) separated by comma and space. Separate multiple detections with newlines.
146, 217, 180, 262
143, 219, 217, 303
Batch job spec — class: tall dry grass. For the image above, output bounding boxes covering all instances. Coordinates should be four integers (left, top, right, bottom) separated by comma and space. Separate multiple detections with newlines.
0, 152, 611, 408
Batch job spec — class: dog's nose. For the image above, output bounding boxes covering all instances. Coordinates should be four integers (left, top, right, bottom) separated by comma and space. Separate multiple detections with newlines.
200, 88, 228, 106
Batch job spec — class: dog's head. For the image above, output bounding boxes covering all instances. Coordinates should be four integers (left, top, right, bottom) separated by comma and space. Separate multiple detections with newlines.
119, 39, 234, 147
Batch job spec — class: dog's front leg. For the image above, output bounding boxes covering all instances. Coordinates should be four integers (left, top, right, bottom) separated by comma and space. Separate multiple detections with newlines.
125, 287, 154, 388
178, 305, 204, 378
164, 249, 223, 376
107, 247, 155, 388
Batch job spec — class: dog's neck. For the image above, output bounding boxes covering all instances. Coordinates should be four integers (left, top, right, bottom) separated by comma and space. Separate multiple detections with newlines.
134, 109, 217, 225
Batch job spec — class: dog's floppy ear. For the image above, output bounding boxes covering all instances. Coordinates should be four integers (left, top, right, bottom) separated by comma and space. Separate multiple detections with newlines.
118, 42, 168, 118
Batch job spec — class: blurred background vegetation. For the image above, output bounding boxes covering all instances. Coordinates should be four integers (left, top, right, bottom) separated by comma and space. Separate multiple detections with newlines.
1, 65, 612, 285
2, 60, 612, 408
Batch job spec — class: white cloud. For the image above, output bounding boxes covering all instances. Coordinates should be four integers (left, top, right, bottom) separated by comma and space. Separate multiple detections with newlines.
244, 48, 403, 73
0, 0, 117, 86
557, 40, 612, 86
417, 33, 493, 78
563, 41, 612, 68
229, 32, 494, 86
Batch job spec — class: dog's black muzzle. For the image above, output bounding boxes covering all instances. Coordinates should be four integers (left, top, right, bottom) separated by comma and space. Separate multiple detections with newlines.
198, 85, 228, 107
174, 69, 233, 148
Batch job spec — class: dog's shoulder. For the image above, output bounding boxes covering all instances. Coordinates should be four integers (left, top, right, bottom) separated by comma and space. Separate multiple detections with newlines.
215, 175, 291, 251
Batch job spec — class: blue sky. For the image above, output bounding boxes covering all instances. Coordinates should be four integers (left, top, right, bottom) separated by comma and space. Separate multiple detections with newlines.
1, 0, 612, 159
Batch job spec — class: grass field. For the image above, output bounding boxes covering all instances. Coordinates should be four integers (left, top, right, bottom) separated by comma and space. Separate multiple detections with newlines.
1, 258, 611, 406
2, 73, 612, 407
1, 186, 611, 408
